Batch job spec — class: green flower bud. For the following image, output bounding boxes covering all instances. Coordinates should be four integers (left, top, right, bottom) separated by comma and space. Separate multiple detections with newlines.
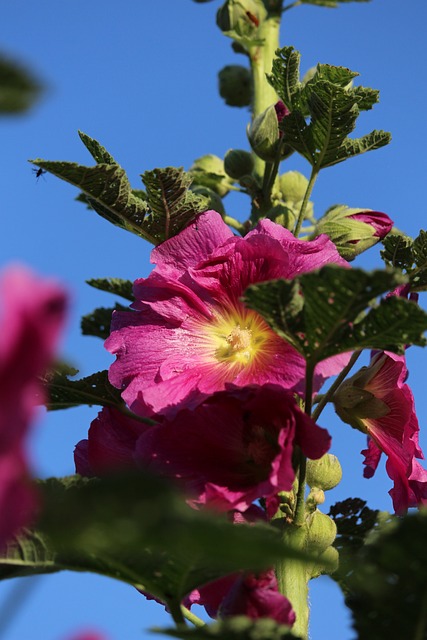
218, 65, 251, 107
266, 204, 296, 231
190, 185, 226, 216
216, 0, 267, 41
247, 104, 280, 162
312, 205, 393, 261
306, 510, 337, 554
279, 171, 309, 204
306, 454, 343, 492
310, 545, 340, 579
190, 154, 234, 197
224, 149, 254, 179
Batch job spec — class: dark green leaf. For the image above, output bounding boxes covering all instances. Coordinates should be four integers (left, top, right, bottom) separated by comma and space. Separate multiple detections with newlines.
140, 167, 208, 242
36, 474, 320, 607
346, 511, 427, 640
0, 56, 42, 114
411, 230, 427, 291
244, 267, 427, 366
86, 277, 134, 302
81, 304, 128, 340
267, 48, 390, 170
155, 617, 301, 640
45, 369, 123, 411
0, 530, 58, 581
78, 130, 116, 164
381, 232, 414, 270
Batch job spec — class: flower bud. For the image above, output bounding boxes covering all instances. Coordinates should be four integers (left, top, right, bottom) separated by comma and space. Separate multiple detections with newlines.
247, 101, 289, 162
306, 510, 337, 554
218, 65, 251, 107
279, 171, 309, 204
310, 545, 340, 579
190, 185, 226, 216
216, 0, 267, 41
306, 454, 343, 491
190, 154, 234, 197
224, 149, 254, 179
313, 205, 393, 261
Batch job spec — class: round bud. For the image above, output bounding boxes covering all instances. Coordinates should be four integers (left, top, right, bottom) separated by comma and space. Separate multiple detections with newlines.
218, 65, 251, 107
190, 154, 234, 197
224, 149, 254, 179
306, 454, 343, 491
279, 171, 309, 204
306, 510, 337, 554
190, 186, 225, 216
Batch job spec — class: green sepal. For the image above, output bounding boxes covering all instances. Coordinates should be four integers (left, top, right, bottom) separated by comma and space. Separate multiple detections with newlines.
44, 369, 123, 411
154, 617, 301, 640
267, 47, 390, 170
243, 266, 427, 368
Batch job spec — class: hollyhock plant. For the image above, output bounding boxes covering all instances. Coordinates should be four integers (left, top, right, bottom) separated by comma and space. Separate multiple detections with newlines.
106, 210, 349, 419
0, 266, 68, 548
333, 351, 427, 514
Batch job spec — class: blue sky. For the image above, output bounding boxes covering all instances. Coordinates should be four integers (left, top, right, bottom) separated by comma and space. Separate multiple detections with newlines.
1, 1, 427, 638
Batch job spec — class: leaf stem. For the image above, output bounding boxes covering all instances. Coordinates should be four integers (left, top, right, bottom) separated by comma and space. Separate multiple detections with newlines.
293, 168, 318, 238
311, 349, 363, 423
223, 215, 245, 235
181, 606, 206, 628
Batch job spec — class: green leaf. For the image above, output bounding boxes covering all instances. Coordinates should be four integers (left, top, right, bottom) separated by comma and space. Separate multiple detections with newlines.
140, 167, 208, 242
81, 304, 128, 340
78, 130, 116, 164
267, 47, 390, 170
243, 266, 427, 366
86, 277, 134, 301
381, 230, 427, 292
411, 229, 427, 291
0, 56, 42, 114
0, 530, 58, 581
345, 511, 427, 640
45, 369, 123, 411
35, 474, 320, 608
155, 617, 301, 640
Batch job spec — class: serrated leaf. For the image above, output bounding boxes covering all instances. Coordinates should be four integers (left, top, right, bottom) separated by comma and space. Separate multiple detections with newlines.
244, 267, 427, 367
86, 278, 134, 301
410, 229, 427, 291
81, 304, 128, 340
140, 167, 208, 242
78, 130, 116, 164
154, 617, 301, 640
45, 369, 123, 411
0, 530, 58, 580
345, 511, 427, 640
29, 158, 156, 242
381, 232, 414, 270
267, 48, 390, 170
35, 474, 320, 608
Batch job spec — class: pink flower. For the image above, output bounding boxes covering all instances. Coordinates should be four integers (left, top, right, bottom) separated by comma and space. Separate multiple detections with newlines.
347, 210, 393, 240
0, 266, 67, 548
188, 569, 295, 626
333, 351, 427, 514
106, 210, 348, 418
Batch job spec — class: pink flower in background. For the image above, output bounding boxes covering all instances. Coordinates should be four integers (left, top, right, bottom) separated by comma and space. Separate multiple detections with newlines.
188, 569, 295, 626
106, 210, 349, 418
334, 350, 427, 514
0, 266, 67, 548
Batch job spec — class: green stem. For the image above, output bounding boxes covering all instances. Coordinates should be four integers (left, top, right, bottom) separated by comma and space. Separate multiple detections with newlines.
249, 14, 281, 181
311, 349, 363, 423
168, 601, 186, 628
223, 215, 245, 234
293, 168, 318, 238
293, 362, 314, 526
181, 606, 206, 628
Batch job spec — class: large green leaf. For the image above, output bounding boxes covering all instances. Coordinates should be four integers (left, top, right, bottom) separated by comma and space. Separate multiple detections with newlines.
45, 369, 123, 411
345, 511, 427, 640
267, 47, 390, 170
243, 266, 427, 367
31, 135, 207, 245
155, 617, 301, 640
8, 474, 319, 609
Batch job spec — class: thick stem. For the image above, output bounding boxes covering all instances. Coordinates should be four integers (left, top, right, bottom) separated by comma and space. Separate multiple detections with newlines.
249, 15, 281, 181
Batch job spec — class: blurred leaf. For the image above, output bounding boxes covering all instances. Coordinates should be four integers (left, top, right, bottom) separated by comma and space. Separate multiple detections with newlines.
244, 266, 427, 367
299, 0, 370, 6
155, 617, 301, 640
346, 511, 427, 639
31, 135, 207, 245
268, 47, 390, 170
0, 530, 58, 581
81, 304, 128, 340
0, 56, 42, 114
381, 230, 427, 292
45, 369, 123, 411
85, 278, 134, 301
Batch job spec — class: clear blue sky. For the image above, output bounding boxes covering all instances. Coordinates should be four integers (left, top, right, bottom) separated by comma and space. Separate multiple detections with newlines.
1, 1, 427, 638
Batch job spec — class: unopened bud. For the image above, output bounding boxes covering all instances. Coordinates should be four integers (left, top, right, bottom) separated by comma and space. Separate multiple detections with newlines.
313, 205, 393, 261
247, 102, 287, 162
306, 454, 343, 492
216, 0, 267, 40
306, 510, 337, 554
190, 154, 234, 197
224, 149, 254, 179
190, 185, 225, 216
218, 65, 251, 107
279, 171, 309, 204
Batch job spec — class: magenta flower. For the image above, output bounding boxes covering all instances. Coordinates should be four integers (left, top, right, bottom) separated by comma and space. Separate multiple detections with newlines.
106, 210, 349, 418
0, 266, 67, 548
333, 351, 427, 514
347, 210, 393, 240
188, 569, 295, 626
